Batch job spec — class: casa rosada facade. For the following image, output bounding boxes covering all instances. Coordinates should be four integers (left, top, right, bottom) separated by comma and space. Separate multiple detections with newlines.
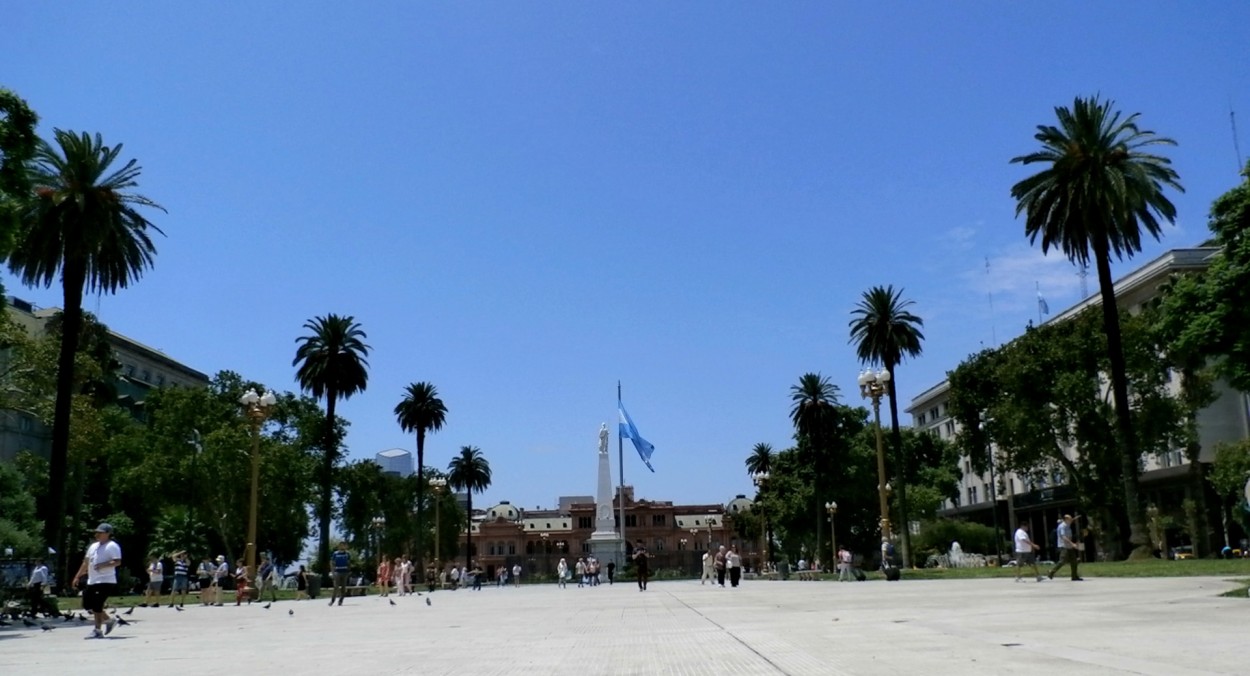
457, 487, 758, 579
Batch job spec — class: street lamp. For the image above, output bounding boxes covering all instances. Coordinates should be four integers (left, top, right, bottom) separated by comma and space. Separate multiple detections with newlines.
239, 388, 277, 581
541, 532, 550, 575
429, 477, 448, 569
980, 412, 1003, 565
371, 515, 386, 571
752, 471, 774, 564
825, 501, 838, 570
857, 369, 893, 547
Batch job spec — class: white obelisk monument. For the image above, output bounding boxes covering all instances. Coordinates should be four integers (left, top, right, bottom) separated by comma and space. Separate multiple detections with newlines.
589, 423, 624, 569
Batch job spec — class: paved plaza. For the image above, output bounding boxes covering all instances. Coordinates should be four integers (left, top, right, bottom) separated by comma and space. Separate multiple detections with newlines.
2, 576, 1245, 675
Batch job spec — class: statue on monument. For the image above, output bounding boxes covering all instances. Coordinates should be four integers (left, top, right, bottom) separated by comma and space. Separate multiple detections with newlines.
598, 423, 609, 456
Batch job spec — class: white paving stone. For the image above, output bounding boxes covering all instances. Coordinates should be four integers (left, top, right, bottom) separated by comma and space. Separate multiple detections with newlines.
1, 576, 1245, 675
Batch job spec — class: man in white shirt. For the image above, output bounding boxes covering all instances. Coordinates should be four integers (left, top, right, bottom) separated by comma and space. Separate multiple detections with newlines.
75, 523, 122, 639
1013, 523, 1043, 582
700, 551, 714, 585
27, 558, 52, 617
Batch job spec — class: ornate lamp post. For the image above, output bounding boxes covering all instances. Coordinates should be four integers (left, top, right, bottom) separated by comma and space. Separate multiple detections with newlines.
752, 471, 773, 564
429, 477, 448, 568
239, 388, 277, 580
857, 369, 894, 547
825, 501, 838, 570
371, 515, 386, 571
540, 532, 550, 575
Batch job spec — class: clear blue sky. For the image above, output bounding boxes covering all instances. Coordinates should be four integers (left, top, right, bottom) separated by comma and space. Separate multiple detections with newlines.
4, 3, 1248, 511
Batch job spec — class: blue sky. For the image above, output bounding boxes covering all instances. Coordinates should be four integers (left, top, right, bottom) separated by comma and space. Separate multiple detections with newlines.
3, 3, 1248, 512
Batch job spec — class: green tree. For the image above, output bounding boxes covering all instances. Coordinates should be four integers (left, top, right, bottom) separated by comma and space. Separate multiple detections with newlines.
447, 445, 491, 569
394, 381, 447, 567
0, 87, 38, 252
744, 442, 773, 477
0, 460, 41, 557
848, 284, 925, 566
1010, 96, 1183, 556
789, 373, 840, 564
6, 130, 164, 574
293, 314, 370, 572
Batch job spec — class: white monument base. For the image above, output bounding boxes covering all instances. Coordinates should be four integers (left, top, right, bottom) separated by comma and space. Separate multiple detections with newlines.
588, 536, 624, 574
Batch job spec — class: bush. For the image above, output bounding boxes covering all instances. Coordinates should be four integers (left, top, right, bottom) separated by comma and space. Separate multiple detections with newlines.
914, 519, 1002, 560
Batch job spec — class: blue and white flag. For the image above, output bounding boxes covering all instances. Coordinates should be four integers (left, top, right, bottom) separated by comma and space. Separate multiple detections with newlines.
618, 402, 656, 473
1037, 292, 1050, 316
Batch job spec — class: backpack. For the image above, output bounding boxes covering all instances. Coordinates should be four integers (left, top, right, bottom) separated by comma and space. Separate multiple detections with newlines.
885, 542, 896, 559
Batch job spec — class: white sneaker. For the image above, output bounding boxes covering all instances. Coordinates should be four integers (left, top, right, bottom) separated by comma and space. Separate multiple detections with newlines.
105, 617, 117, 635
86, 629, 103, 639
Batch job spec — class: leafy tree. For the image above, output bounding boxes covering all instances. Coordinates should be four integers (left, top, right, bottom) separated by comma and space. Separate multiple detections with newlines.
293, 314, 370, 572
394, 381, 446, 568
788, 373, 840, 564
447, 445, 491, 569
0, 460, 41, 557
1210, 439, 1250, 537
6, 130, 164, 576
1010, 96, 1183, 556
849, 284, 925, 565
0, 87, 38, 252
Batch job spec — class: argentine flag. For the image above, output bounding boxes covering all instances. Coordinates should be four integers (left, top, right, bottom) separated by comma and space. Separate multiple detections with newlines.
618, 402, 656, 473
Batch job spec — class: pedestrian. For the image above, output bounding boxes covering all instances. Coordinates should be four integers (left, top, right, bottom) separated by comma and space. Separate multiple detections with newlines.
606, 560, 615, 585
1013, 523, 1043, 582
256, 553, 278, 603
377, 555, 391, 597
167, 551, 190, 607
837, 546, 852, 582
212, 555, 229, 606
701, 551, 714, 585
142, 554, 164, 607
512, 563, 522, 587
450, 565, 460, 590
714, 545, 727, 587
497, 566, 507, 587
76, 523, 122, 639
557, 558, 568, 589
471, 561, 484, 591
727, 546, 742, 588
1047, 514, 1084, 581
25, 557, 52, 618
633, 540, 650, 591
395, 556, 409, 596
575, 558, 586, 587
329, 542, 351, 606
294, 565, 308, 601
591, 557, 601, 586
234, 558, 252, 606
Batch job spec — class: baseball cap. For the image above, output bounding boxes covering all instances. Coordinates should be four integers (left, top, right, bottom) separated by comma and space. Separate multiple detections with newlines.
94, 523, 113, 534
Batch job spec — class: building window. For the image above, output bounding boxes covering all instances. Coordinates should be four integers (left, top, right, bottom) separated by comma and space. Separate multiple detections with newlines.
19, 415, 32, 432
156, 375, 165, 386
141, 369, 151, 382
652, 514, 666, 527
655, 538, 664, 551
126, 365, 135, 377
578, 516, 591, 529
917, 413, 925, 425
546, 522, 551, 529
968, 486, 978, 504
945, 420, 955, 437
581, 542, 590, 553
488, 543, 496, 555
526, 542, 534, 555
625, 515, 637, 528
930, 406, 939, 420
508, 543, 516, 555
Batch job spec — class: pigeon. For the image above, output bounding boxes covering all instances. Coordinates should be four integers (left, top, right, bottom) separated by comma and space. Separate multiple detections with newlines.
175, 606, 184, 612
41, 624, 54, 632
77, 613, 88, 622
263, 602, 272, 610
389, 599, 396, 607
288, 609, 294, 616
425, 598, 431, 606
22, 618, 36, 627
116, 617, 130, 626
123, 607, 135, 616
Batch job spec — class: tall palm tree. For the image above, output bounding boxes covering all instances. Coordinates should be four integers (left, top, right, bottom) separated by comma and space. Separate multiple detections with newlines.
447, 445, 491, 570
745, 442, 774, 477
789, 373, 839, 566
1010, 96, 1182, 557
849, 284, 925, 566
394, 381, 447, 569
293, 314, 370, 572
7, 130, 163, 578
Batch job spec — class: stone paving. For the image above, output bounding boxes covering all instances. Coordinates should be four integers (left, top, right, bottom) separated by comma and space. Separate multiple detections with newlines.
2, 576, 1246, 675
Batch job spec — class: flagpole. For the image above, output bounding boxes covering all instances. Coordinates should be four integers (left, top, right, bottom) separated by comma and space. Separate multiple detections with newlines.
1036, 281, 1043, 325
617, 381, 626, 558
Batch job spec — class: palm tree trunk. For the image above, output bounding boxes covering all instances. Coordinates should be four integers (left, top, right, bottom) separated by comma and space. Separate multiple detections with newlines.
319, 392, 337, 574
46, 266, 85, 587
415, 429, 424, 572
1092, 244, 1149, 557
885, 370, 912, 567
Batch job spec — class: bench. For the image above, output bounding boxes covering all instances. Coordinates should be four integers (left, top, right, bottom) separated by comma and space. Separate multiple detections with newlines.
343, 585, 368, 597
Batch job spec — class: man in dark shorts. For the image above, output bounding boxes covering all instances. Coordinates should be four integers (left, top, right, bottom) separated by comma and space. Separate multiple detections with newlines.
329, 541, 350, 606
1013, 523, 1043, 582
632, 540, 650, 591
75, 523, 122, 639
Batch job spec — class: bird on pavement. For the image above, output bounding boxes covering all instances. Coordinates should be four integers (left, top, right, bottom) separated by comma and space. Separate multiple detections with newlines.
288, 609, 294, 616
425, 598, 431, 607
123, 607, 135, 616
175, 606, 184, 612
263, 602, 272, 610
116, 617, 131, 626
389, 599, 396, 607
41, 624, 54, 632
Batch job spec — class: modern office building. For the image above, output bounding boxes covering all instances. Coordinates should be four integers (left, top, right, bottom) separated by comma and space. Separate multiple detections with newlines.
907, 247, 1250, 556
374, 448, 414, 477
0, 296, 210, 462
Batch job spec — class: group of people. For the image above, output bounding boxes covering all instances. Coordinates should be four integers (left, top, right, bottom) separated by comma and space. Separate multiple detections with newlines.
555, 555, 615, 588
375, 553, 527, 599
700, 545, 743, 587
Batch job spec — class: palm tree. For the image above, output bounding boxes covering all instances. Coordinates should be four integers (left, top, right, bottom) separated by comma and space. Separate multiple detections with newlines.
447, 445, 491, 570
394, 381, 447, 569
789, 373, 839, 566
7, 130, 164, 578
849, 284, 925, 566
745, 442, 774, 477
293, 314, 370, 572
1010, 96, 1182, 557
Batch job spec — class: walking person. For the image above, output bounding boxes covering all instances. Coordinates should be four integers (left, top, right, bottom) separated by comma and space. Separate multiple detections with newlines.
294, 565, 309, 601
141, 554, 164, 607
512, 563, 522, 587
329, 542, 351, 606
256, 553, 278, 603
557, 558, 569, 589
701, 551, 714, 585
395, 556, 409, 596
607, 560, 615, 585
76, 523, 122, 639
714, 546, 727, 587
198, 556, 215, 606
168, 551, 190, 607
1014, 523, 1044, 582
471, 561, 484, 591
633, 540, 650, 591
727, 546, 742, 588
837, 546, 852, 582
575, 558, 586, 588
377, 556, 392, 597
1048, 514, 1084, 581
234, 558, 252, 606
25, 558, 53, 618
211, 555, 229, 606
